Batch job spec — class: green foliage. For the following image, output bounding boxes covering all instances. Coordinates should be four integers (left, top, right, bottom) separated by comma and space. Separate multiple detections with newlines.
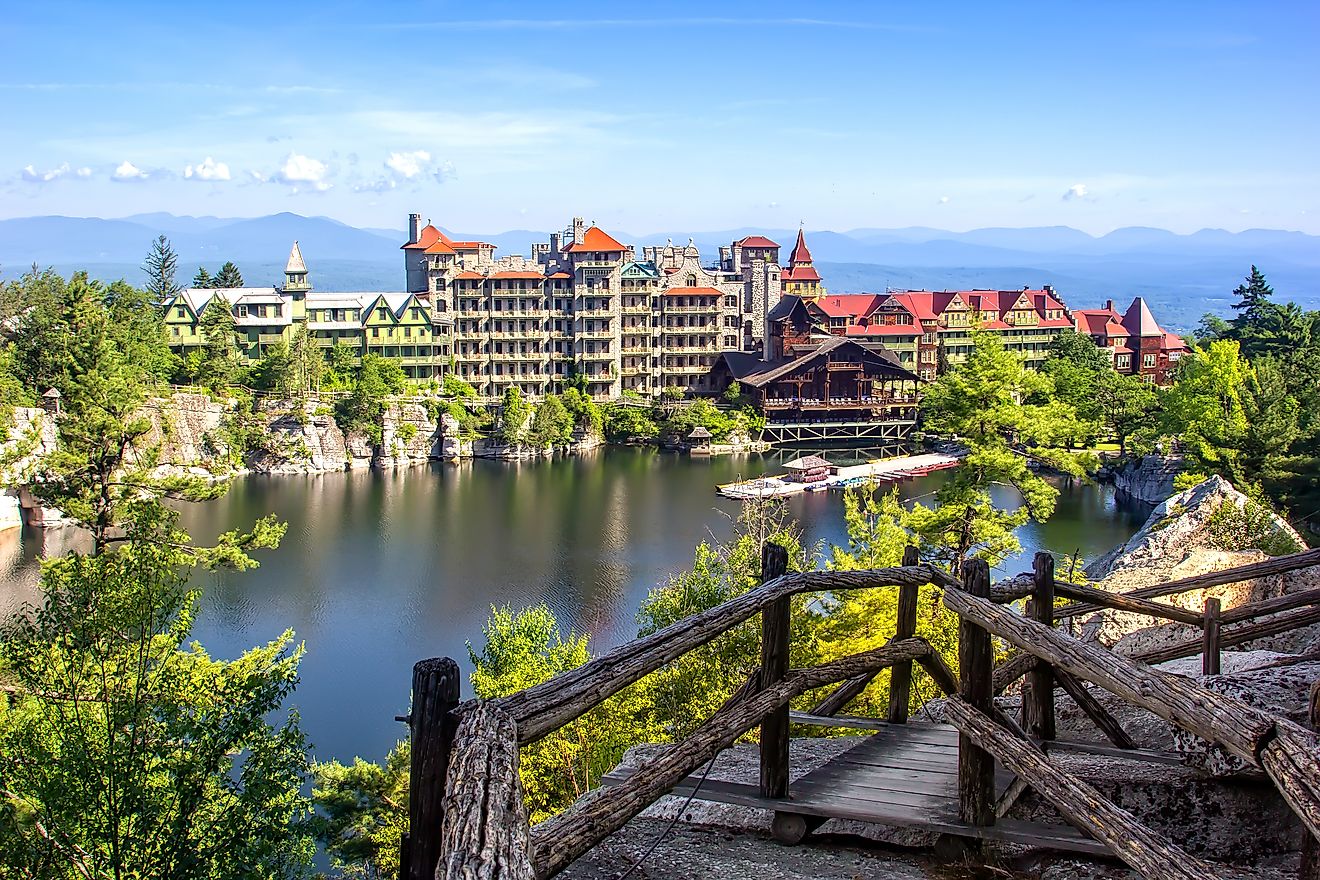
312, 743, 410, 880
0, 540, 311, 879
214, 261, 245, 289
198, 295, 242, 389
442, 374, 477, 400
142, 234, 181, 300
602, 400, 658, 443
1203, 497, 1304, 557
561, 387, 603, 434
1096, 370, 1159, 455
1040, 330, 1109, 443
498, 386, 530, 446
528, 394, 573, 447
658, 398, 752, 443
468, 606, 658, 822
917, 329, 1087, 568
1160, 339, 1252, 486
335, 354, 406, 446
193, 266, 214, 288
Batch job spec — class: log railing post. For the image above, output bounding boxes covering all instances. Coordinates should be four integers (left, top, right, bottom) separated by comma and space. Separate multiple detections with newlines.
1022, 552, 1056, 741
407, 657, 461, 880
957, 558, 995, 827
759, 542, 791, 800
887, 545, 921, 724
1302, 680, 1320, 880
1202, 597, 1221, 676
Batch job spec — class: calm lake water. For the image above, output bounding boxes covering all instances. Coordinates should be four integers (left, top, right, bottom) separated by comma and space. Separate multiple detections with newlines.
0, 447, 1151, 766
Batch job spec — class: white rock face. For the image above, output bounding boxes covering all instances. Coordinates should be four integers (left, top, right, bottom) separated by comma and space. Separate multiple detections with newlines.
0, 490, 21, 533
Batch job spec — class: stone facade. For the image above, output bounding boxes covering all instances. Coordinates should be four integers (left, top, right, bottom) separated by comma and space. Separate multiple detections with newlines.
408, 216, 780, 400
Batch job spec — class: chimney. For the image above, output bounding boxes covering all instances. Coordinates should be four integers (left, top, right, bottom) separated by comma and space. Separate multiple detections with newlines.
408, 213, 422, 244
572, 217, 585, 244
550, 232, 561, 253
1105, 299, 1114, 312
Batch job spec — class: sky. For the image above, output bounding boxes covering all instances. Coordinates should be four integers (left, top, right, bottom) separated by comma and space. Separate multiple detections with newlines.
2, 0, 1318, 235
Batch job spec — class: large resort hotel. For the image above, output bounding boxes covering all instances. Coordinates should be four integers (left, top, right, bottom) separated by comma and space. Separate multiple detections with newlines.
161, 213, 1189, 402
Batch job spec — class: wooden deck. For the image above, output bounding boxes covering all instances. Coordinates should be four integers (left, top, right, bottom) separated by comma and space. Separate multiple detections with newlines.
604, 721, 1112, 857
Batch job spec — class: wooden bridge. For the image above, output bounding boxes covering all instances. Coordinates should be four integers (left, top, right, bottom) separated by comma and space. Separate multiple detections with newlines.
397, 545, 1320, 880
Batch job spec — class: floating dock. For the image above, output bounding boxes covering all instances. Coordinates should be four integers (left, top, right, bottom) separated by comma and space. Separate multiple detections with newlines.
717, 452, 959, 499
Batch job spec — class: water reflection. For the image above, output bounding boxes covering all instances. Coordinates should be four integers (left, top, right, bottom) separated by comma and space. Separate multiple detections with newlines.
0, 448, 1150, 765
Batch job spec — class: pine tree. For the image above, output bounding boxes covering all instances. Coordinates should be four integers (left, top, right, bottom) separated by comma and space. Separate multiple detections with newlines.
1231, 265, 1274, 314
142, 235, 180, 300
193, 266, 214, 287
214, 261, 245, 288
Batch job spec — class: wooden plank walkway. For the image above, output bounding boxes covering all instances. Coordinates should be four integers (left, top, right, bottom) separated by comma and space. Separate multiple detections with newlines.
604, 722, 1112, 857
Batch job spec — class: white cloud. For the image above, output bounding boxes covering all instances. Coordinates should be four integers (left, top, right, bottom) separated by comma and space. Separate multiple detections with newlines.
1062, 183, 1089, 201
354, 149, 453, 193
273, 152, 331, 190
21, 162, 73, 182
938, 195, 950, 204
113, 160, 148, 181
184, 156, 231, 181
385, 149, 431, 179
75, 166, 92, 178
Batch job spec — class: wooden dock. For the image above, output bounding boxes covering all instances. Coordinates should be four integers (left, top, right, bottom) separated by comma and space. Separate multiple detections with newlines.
603, 720, 1110, 856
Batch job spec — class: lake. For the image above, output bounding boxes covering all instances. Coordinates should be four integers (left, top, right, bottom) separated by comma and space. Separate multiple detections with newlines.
0, 447, 1151, 766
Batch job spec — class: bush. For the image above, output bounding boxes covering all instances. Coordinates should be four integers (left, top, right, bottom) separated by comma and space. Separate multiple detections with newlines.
1204, 498, 1303, 556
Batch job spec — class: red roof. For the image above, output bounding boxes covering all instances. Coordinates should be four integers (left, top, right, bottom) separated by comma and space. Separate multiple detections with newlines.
783, 266, 822, 283
1163, 331, 1189, 352
402, 223, 442, 250
788, 228, 813, 265
1074, 310, 1122, 335
563, 225, 628, 252
885, 292, 937, 322
814, 294, 884, 319
736, 235, 780, 249
979, 320, 1012, 330
424, 239, 457, 255
547, 271, 572, 279
454, 270, 486, 280
1038, 318, 1075, 328
664, 286, 722, 297
489, 271, 545, 280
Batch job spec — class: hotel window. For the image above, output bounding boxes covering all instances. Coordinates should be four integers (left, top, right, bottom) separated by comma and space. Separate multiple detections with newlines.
237, 305, 249, 317
176, 307, 186, 318
1143, 354, 1156, 368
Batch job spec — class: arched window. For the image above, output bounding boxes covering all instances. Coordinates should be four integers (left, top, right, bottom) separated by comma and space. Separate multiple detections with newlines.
686, 274, 696, 287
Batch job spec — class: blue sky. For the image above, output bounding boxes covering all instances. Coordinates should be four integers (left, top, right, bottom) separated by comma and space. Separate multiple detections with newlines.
2, 1, 1317, 234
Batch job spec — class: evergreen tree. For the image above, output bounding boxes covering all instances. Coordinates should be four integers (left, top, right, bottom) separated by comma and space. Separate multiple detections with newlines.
1231, 265, 1274, 315
142, 234, 180, 300
214, 261, 245, 289
528, 394, 573, 447
915, 329, 1089, 568
193, 266, 214, 287
198, 295, 242, 389
1095, 370, 1158, 455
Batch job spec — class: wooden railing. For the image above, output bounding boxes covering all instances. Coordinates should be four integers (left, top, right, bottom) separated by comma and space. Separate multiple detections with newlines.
400, 545, 1320, 880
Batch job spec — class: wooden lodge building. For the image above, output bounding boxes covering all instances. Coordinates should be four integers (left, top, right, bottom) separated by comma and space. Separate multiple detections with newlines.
712, 334, 920, 445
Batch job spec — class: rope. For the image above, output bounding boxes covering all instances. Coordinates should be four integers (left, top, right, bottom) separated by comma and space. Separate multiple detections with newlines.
613, 753, 719, 880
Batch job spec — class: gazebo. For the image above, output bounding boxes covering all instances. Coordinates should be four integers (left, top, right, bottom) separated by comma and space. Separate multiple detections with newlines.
686, 426, 713, 456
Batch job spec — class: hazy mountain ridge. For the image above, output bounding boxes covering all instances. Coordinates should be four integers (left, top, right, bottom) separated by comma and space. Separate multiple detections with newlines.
2, 212, 1316, 331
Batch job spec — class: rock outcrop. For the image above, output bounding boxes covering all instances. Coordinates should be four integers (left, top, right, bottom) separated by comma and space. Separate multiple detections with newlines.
1111, 454, 1184, 504
374, 402, 441, 468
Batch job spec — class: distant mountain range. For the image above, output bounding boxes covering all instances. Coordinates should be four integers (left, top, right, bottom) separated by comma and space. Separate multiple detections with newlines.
2, 212, 1317, 331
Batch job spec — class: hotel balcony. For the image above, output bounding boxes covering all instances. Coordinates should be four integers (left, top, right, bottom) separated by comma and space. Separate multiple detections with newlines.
662, 304, 720, 314
761, 394, 919, 411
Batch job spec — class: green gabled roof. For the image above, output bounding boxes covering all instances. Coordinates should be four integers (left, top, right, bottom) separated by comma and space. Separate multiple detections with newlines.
621, 261, 661, 279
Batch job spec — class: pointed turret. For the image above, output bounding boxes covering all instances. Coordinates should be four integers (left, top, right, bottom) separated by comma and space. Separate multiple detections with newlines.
781, 226, 823, 300
284, 240, 311, 292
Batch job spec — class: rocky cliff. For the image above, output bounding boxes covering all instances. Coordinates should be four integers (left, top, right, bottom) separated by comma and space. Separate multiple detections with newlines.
1111, 453, 1184, 503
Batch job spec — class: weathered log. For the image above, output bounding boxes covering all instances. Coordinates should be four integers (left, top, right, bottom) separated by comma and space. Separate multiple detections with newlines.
1055, 547, 1320, 619
1053, 667, 1136, 750
1202, 597, 1222, 676
438, 703, 534, 880
993, 652, 1036, 695
944, 696, 1216, 880
407, 657, 461, 880
811, 671, 877, 717
942, 586, 1275, 767
1260, 721, 1320, 859
758, 542, 791, 800
916, 646, 959, 698
1220, 587, 1320, 624
1023, 553, 1057, 741
1053, 580, 1206, 626
957, 558, 995, 828
491, 565, 944, 743
888, 545, 922, 723
1133, 604, 1320, 667
1301, 679, 1320, 880
994, 775, 1031, 819
529, 639, 932, 879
